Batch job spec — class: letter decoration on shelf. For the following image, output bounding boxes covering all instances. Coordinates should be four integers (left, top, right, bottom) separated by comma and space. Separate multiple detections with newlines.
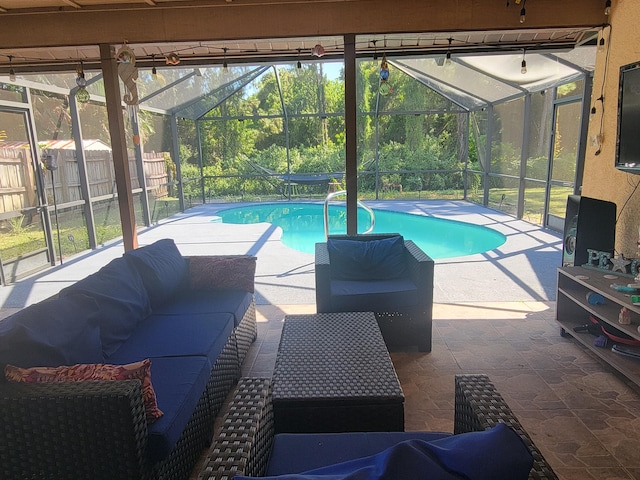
584, 249, 640, 278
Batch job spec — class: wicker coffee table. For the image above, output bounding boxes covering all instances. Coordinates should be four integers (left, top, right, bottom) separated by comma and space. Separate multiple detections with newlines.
272, 311, 404, 433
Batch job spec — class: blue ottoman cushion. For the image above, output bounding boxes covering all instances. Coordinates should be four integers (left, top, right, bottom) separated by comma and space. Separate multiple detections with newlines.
248, 424, 533, 480
266, 431, 451, 475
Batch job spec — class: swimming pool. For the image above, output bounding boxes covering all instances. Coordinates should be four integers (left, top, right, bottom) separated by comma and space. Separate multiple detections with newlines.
215, 203, 506, 259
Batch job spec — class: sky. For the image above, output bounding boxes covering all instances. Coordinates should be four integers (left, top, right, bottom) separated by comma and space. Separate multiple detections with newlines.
323, 61, 343, 80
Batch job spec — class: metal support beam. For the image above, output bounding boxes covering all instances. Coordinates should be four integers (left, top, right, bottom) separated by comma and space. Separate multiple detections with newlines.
462, 111, 470, 199
130, 105, 151, 226
517, 94, 531, 219
69, 92, 98, 249
170, 114, 185, 211
483, 105, 493, 207
374, 77, 381, 200
196, 119, 205, 204
99, 43, 138, 252
544, 87, 560, 221
24, 91, 56, 266
344, 34, 358, 235
575, 74, 593, 193
274, 66, 292, 200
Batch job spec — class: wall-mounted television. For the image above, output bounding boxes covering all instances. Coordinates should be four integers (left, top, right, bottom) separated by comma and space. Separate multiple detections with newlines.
616, 61, 640, 174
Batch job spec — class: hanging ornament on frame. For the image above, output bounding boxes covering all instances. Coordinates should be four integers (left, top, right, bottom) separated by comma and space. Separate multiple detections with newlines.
75, 61, 90, 104
116, 44, 139, 106
379, 53, 392, 96
311, 44, 325, 57
165, 52, 181, 66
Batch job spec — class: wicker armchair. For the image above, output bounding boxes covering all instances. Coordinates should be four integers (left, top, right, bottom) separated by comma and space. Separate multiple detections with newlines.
315, 233, 434, 352
197, 374, 558, 480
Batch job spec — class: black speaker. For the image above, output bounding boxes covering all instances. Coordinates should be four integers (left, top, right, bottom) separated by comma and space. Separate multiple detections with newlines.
562, 195, 616, 266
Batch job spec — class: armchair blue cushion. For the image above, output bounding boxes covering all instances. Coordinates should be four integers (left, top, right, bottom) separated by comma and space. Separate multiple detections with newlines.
328, 277, 419, 312
327, 236, 407, 280
316, 234, 434, 352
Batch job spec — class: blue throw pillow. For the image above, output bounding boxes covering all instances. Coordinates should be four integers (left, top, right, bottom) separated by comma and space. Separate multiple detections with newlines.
236, 424, 533, 480
125, 238, 188, 308
327, 236, 407, 281
60, 256, 152, 357
0, 294, 103, 369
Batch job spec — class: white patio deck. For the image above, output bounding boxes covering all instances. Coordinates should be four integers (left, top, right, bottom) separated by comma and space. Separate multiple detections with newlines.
0, 200, 562, 317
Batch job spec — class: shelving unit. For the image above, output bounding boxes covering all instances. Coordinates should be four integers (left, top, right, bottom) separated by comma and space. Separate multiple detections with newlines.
557, 266, 640, 388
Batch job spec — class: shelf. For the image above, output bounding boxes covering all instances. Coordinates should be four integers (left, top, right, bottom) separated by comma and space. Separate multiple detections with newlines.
558, 267, 640, 342
557, 316, 640, 387
557, 266, 640, 388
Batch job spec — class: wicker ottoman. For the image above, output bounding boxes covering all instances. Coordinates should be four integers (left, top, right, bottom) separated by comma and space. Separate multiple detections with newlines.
272, 311, 404, 433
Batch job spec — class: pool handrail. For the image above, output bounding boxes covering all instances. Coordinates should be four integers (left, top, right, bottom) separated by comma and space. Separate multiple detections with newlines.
323, 190, 375, 239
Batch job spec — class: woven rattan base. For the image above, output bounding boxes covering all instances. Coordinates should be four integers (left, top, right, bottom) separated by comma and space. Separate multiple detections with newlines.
272, 312, 404, 433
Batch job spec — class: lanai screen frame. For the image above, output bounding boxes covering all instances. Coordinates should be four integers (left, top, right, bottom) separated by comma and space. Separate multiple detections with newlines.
0, 45, 594, 281
155, 47, 593, 227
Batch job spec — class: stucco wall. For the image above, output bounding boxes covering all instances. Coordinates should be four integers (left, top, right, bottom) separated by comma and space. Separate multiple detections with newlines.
583, 0, 640, 257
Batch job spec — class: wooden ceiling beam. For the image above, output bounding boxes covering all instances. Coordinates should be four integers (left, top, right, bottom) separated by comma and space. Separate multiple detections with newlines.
0, 0, 606, 51
61, 0, 82, 8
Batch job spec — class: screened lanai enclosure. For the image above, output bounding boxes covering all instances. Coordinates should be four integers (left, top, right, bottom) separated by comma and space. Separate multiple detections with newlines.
0, 34, 596, 283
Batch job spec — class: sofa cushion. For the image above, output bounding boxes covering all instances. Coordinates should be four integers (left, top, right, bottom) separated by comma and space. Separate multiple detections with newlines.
4, 359, 163, 422
145, 355, 211, 462
152, 289, 252, 327
329, 277, 419, 312
0, 294, 103, 369
254, 424, 533, 480
266, 431, 451, 475
189, 256, 257, 293
106, 312, 235, 366
125, 239, 188, 308
327, 236, 407, 281
60, 255, 152, 357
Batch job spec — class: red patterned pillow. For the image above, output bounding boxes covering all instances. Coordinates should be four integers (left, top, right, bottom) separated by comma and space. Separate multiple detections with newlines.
189, 256, 257, 293
4, 359, 163, 422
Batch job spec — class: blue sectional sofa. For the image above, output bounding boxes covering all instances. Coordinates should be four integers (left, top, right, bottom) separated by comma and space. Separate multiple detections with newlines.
0, 239, 257, 480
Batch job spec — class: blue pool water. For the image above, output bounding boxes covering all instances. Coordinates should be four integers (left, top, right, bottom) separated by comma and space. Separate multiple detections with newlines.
215, 203, 506, 259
